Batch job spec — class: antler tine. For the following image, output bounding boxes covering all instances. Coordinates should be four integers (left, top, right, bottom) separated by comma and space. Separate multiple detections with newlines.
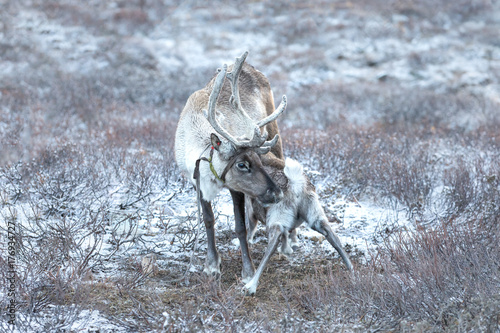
254, 134, 279, 155
206, 51, 285, 153
245, 126, 267, 147
227, 51, 249, 113
205, 64, 241, 147
256, 95, 287, 128
262, 134, 279, 147
249, 95, 286, 153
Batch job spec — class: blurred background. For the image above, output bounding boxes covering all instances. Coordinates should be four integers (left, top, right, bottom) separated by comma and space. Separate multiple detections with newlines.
1, 0, 499, 163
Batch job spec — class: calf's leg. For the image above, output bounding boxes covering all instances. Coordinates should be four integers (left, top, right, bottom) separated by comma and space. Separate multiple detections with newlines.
311, 219, 353, 271
243, 225, 282, 295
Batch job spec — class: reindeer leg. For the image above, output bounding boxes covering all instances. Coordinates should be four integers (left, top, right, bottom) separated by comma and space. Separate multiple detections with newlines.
246, 214, 258, 244
201, 199, 221, 276
278, 229, 294, 256
231, 190, 255, 283
289, 228, 299, 251
245, 195, 258, 244
243, 225, 282, 295
311, 219, 353, 271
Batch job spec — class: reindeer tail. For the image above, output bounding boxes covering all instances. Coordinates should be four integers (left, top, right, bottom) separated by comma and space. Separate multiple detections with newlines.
284, 158, 306, 196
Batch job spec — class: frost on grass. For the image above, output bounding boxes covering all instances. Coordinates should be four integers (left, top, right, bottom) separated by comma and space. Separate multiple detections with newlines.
1, 0, 499, 332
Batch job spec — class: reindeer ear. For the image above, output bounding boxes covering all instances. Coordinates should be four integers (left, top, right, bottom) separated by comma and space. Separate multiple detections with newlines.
211, 133, 222, 151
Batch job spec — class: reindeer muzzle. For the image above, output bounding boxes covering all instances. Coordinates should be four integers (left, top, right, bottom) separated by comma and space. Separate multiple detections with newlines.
258, 187, 283, 206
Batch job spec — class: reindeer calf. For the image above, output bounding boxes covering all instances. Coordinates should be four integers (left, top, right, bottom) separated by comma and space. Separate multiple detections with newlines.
243, 157, 353, 295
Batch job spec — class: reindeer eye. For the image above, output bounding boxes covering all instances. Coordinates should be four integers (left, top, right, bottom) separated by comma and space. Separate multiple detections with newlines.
236, 162, 249, 172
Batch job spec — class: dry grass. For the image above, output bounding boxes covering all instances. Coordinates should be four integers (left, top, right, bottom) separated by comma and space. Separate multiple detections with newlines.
287, 215, 500, 331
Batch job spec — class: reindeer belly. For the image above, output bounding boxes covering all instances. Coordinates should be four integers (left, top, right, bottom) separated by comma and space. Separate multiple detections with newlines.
266, 201, 297, 231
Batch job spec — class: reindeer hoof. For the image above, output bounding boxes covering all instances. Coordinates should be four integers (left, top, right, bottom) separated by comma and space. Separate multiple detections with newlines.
247, 230, 258, 244
242, 282, 257, 296
203, 268, 221, 280
203, 256, 221, 278
278, 246, 294, 256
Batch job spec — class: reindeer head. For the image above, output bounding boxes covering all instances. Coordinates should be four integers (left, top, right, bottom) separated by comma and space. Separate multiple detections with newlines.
204, 52, 287, 205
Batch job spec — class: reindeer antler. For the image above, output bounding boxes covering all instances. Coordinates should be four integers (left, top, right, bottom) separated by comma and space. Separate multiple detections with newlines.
227, 51, 248, 112
205, 52, 287, 154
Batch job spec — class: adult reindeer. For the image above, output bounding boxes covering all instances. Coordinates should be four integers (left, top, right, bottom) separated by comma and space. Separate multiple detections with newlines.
174, 52, 287, 282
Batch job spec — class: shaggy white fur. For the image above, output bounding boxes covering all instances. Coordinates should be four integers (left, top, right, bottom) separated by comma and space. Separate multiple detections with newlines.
283, 157, 305, 196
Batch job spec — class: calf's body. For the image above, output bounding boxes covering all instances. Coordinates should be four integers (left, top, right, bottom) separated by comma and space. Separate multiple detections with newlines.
244, 158, 353, 295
